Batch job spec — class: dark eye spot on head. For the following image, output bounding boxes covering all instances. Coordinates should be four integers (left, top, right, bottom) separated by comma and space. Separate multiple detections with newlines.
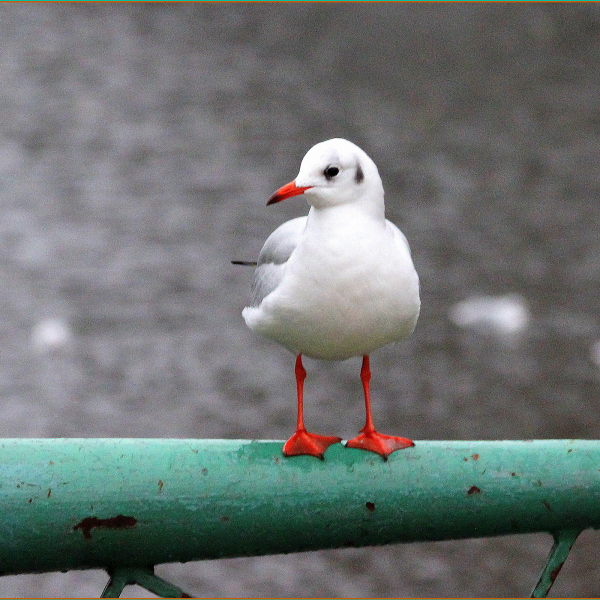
355, 164, 364, 184
324, 166, 339, 180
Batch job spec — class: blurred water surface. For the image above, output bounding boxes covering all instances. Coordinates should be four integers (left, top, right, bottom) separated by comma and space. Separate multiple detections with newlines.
0, 4, 600, 597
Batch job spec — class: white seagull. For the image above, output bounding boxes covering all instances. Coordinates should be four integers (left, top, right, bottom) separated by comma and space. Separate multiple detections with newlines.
240, 138, 420, 459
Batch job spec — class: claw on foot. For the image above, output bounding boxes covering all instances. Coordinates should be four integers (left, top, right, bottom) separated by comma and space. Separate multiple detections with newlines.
283, 429, 342, 459
345, 430, 414, 460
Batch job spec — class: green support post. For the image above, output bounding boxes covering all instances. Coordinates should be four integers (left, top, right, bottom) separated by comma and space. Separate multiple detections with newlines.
0, 438, 598, 596
531, 529, 582, 598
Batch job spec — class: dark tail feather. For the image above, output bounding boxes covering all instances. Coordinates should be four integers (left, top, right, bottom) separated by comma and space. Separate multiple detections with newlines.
231, 260, 257, 266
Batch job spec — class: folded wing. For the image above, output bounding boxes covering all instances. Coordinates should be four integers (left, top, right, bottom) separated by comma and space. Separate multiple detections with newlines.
249, 216, 307, 308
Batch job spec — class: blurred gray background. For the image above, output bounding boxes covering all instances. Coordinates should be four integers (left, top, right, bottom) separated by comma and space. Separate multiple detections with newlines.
0, 3, 599, 597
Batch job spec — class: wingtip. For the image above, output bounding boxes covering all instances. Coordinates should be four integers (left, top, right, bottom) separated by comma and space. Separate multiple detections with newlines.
231, 260, 258, 266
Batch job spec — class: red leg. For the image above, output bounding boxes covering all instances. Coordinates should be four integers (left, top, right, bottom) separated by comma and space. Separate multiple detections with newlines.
345, 355, 414, 459
282, 354, 342, 459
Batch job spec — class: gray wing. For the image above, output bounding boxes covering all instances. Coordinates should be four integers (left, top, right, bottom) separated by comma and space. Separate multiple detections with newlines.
249, 216, 307, 307
385, 219, 412, 255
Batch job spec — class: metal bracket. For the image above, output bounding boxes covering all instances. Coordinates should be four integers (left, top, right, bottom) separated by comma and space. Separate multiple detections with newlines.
531, 529, 582, 598
102, 567, 191, 598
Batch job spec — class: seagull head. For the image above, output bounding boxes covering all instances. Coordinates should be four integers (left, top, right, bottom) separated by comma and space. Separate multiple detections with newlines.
267, 138, 384, 210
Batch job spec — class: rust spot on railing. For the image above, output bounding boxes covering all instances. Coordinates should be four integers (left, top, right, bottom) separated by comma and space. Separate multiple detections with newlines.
74, 515, 137, 540
550, 563, 564, 582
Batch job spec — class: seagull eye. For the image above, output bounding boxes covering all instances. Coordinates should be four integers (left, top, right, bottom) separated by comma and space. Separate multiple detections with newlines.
323, 166, 340, 180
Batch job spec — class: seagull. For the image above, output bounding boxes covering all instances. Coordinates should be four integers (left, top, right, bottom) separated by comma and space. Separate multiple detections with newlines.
239, 138, 420, 459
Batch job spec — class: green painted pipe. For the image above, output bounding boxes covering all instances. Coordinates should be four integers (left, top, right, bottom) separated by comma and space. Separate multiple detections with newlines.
0, 438, 598, 576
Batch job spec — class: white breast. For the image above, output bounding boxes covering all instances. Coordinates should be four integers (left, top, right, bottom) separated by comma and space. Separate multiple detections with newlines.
243, 205, 420, 360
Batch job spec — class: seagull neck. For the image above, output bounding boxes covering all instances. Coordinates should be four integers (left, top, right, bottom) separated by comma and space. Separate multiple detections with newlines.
307, 196, 385, 226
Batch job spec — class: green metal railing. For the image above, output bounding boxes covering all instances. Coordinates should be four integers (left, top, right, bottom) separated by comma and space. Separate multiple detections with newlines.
0, 438, 598, 597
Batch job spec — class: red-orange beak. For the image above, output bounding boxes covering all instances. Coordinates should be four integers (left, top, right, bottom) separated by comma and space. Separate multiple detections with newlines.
267, 180, 312, 205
